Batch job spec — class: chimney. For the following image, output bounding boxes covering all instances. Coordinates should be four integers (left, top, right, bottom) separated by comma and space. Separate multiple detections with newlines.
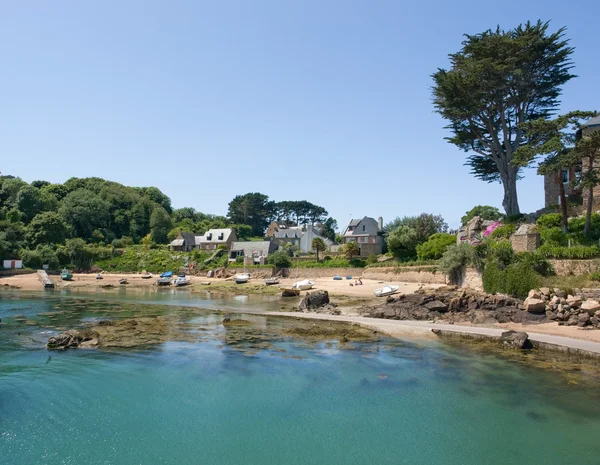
378, 217, 383, 231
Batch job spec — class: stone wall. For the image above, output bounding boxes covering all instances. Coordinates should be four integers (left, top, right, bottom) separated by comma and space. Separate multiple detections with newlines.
362, 267, 447, 284
549, 259, 600, 276
453, 267, 483, 291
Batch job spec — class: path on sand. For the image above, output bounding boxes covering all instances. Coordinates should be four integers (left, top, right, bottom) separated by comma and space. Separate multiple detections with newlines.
268, 312, 600, 355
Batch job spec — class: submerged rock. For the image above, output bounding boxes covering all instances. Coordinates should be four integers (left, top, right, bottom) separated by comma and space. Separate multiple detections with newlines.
500, 330, 532, 350
299, 290, 330, 310
47, 329, 99, 350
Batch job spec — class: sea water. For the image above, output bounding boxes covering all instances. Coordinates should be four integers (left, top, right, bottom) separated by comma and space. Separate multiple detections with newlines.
1, 291, 599, 465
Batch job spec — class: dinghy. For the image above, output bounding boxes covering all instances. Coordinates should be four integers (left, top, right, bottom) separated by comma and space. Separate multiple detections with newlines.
373, 285, 399, 297
264, 277, 280, 285
235, 273, 250, 284
292, 279, 315, 291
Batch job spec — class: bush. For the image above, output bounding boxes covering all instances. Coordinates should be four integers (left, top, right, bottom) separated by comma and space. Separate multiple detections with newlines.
323, 255, 332, 261
267, 249, 292, 268
515, 252, 554, 277
416, 233, 456, 260
540, 227, 566, 246
483, 261, 542, 300
111, 239, 123, 248
366, 253, 378, 265
536, 213, 562, 231
490, 224, 516, 240
590, 272, 600, 282
536, 244, 600, 259
438, 243, 479, 283
461, 205, 503, 226
488, 240, 514, 268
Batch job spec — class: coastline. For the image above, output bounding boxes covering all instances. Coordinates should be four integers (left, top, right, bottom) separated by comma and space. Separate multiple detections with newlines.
3, 271, 600, 356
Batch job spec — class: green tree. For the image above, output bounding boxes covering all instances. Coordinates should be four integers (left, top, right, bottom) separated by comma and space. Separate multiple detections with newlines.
27, 212, 68, 247
150, 207, 172, 244
461, 206, 503, 226
343, 241, 359, 260
416, 233, 457, 260
312, 237, 327, 262
318, 217, 338, 242
231, 224, 253, 240
228, 192, 275, 236
60, 189, 110, 240
432, 20, 575, 216
387, 226, 420, 259
0, 220, 26, 259
0, 177, 27, 206
385, 214, 448, 259
15, 185, 45, 222
65, 238, 94, 269
514, 111, 597, 233
571, 130, 600, 237
267, 249, 292, 268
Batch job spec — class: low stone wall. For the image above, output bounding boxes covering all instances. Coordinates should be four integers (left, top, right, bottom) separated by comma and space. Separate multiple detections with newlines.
362, 267, 447, 284
454, 267, 484, 292
550, 259, 600, 276
0, 269, 36, 277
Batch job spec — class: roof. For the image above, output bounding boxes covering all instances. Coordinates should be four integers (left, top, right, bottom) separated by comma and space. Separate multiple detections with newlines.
169, 239, 184, 247
230, 241, 278, 256
584, 115, 600, 127
343, 216, 380, 236
196, 228, 234, 244
169, 232, 197, 247
273, 227, 303, 238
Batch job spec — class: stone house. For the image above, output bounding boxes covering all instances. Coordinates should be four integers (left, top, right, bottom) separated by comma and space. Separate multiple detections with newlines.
267, 221, 333, 253
169, 232, 198, 252
228, 241, 279, 265
195, 228, 237, 251
342, 216, 384, 257
544, 115, 600, 207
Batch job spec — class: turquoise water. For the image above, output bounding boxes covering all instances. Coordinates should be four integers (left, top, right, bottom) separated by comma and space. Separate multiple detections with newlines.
1, 291, 600, 464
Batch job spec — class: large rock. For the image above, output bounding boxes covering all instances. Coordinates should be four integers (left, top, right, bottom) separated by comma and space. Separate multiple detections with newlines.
527, 290, 541, 300
566, 295, 582, 308
47, 329, 99, 350
580, 300, 600, 314
523, 298, 547, 314
299, 290, 330, 311
500, 330, 532, 350
539, 287, 551, 297
423, 300, 448, 313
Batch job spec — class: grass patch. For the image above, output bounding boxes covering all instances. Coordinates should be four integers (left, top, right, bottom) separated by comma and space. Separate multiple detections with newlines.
541, 274, 598, 290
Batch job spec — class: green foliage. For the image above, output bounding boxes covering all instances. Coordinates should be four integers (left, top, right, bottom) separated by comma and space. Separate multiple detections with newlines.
537, 213, 562, 231
318, 217, 338, 242
590, 272, 600, 282
516, 252, 555, 277
295, 258, 365, 268
438, 243, 479, 283
26, 212, 68, 247
95, 246, 188, 273
228, 192, 275, 236
488, 240, 515, 268
149, 207, 172, 244
267, 249, 292, 268
342, 241, 360, 259
490, 224, 516, 240
311, 237, 327, 261
461, 206, 503, 226
65, 238, 95, 269
416, 233, 456, 260
540, 227, 566, 246
60, 189, 110, 240
231, 224, 253, 240
386, 214, 448, 260
366, 254, 378, 265
483, 261, 542, 300
536, 244, 600, 259
432, 20, 575, 215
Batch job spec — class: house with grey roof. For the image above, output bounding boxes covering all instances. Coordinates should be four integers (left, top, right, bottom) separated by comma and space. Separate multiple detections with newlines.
342, 216, 384, 257
543, 114, 600, 207
169, 232, 198, 252
266, 221, 334, 253
195, 228, 237, 251
228, 241, 279, 265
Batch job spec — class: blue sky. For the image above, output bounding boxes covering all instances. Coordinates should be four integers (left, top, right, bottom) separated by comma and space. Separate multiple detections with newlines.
1, 1, 599, 230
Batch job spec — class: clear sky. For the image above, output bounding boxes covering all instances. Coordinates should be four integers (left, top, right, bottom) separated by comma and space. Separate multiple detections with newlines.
1, 1, 599, 230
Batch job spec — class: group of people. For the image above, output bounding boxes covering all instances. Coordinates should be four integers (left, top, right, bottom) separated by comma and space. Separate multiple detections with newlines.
350, 278, 363, 286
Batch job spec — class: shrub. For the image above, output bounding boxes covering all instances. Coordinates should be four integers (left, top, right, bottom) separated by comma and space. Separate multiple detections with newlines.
461, 205, 503, 226
323, 255, 332, 261
490, 224, 516, 240
416, 233, 456, 260
540, 227, 566, 246
536, 213, 562, 231
366, 253, 378, 265
111, 239, 123, 248
267, 249, 292, 268
536, 244, 600, 259
483, 261, 542, 300
515, 252, 554, 277
235, 256, 244, 264
438, 243, 478, 283
590, 272, 600, 282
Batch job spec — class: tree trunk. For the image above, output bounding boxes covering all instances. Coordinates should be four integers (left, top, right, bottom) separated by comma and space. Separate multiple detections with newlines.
558, 175, 568, 234
585, 184, 593, 237
500, 166, 521, 217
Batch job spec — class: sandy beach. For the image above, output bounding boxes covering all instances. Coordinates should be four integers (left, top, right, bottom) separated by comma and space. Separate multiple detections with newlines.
3, 271, 600, 346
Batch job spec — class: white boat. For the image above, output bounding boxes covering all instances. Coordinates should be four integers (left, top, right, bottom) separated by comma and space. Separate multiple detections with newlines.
292, 279, 315, 291
174, 275, 191, 287
235, 273, 250, 284
264, 277, 280, 285
373, 285, 399, 297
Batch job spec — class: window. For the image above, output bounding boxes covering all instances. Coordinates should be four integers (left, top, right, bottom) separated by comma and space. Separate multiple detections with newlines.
561, 170, 569, 183
362, 225, 366, 232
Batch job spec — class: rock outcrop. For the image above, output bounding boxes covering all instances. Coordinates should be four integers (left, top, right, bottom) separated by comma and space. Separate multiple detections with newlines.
47, 329, 99, 350
500, 330, 532, 350
299, 290, 340, 315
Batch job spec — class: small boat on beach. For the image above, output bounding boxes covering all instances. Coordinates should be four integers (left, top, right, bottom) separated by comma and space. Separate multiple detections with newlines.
96, 274, 103, 280
280, 287, 301, 297
60, 269, 73, 281
292, 279, 314, 291
373, 285, 399, 297
264, 277, 280, 285
141, 271, 152, 279
157, 271, 173, 286
119, 278, 128, 285
333, 276, 342, 280
235, 273, 250, 284
174, 275, 191, 287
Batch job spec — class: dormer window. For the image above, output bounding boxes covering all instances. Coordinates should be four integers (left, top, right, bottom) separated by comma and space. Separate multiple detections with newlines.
218, 233, 224, 240
362, 225, 366, 232
207, 233, 212, 240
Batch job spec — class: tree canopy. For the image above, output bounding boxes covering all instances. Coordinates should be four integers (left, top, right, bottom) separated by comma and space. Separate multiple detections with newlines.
461, 206, 503, 226
432, 20, 575, 216
385, 214, 448, 260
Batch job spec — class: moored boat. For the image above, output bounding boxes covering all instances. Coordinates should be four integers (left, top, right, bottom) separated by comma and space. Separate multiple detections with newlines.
157, 271, 173, 286
292, 279, 314, 291
119, 278, 128, 285
60, 269, 73, 281
373, 285, 399, 297
141, 271, 152, 279
235, 273, 250, 284
96, 274, 103, 280
174, 275, 191, 287
264, 277, 280, 285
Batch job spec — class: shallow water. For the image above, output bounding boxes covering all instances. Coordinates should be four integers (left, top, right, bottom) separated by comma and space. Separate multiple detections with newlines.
1, 291, 600, 465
